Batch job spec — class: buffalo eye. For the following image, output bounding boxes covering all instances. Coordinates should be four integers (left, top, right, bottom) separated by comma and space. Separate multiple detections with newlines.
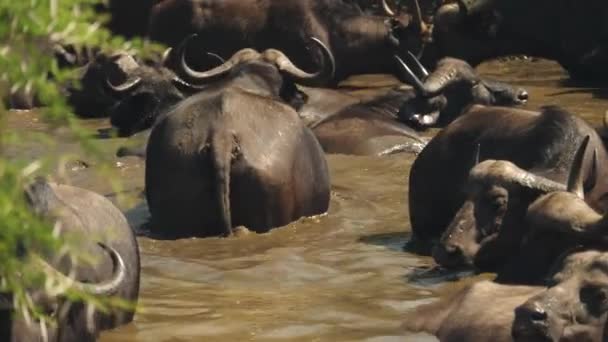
489, 195, 507, 213
580, 286, 608, 316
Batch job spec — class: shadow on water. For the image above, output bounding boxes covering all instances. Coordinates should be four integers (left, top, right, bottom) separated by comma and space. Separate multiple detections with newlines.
405, 266, 477, 288
358, 231, 410, 252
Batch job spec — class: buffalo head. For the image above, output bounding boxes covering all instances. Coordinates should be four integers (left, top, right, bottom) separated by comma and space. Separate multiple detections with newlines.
109, 34, 334, 137
512, 250, 608, 342
0, 242, 127, 341
105, 52, 190, 137
394, 52, 528, 127
433, 157, 566, 270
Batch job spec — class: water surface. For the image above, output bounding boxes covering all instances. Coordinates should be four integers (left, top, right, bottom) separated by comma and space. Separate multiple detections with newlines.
8, 59, 608, 341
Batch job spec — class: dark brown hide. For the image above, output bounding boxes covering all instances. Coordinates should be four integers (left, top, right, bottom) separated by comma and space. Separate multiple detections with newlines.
408, 105, 608, 256
394, 54, 529, 127
429, 0, 608, 81
432, 106, 608, 270
310, 88, 427, 155
145, 62, 330, 237
148, 0, 420, 81
5, 179, 141, 341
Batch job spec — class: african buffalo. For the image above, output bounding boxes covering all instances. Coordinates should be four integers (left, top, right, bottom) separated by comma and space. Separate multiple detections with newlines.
433, 126, 608, 271
430, 110, 608, 270
403, 250, 608, 342
310, 88, 428, 155
2, 47, 177, 120
496, 139, 608, 284
512, 250, 608, 341
3, 43, 100, 111
145, 38, 333, 237
2, 178, 140, 341
403, 280, 543, 342
307, 52, 529, 155
407, 105, 608, 255
429, 0, 608, 81
147, 0, 427, 82
394, 52, 529, 127
104, 0, 156, 38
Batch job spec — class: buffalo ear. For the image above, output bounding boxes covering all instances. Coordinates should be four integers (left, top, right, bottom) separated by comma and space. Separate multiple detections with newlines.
279, 80, 308, 112
567, 135, 590, 199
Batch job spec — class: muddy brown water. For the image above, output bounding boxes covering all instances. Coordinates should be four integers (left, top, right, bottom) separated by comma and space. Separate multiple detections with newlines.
6, 59, 608, 341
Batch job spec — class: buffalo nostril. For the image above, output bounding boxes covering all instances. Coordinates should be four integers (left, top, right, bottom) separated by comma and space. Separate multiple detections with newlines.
529, 306, 547, 322
518, 90, 529, 102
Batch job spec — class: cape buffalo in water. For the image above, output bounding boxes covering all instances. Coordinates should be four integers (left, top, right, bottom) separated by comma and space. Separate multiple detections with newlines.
393, 52, 529, 127
432, 123, 608, 271
310, 88, 428, 155
148, 0, 427, 82
2, 46, 183, 120
429, 0, 608, 81
403, 250, 608, 342
497, 140, 608, 284
308, 52, 528, 155
512, 250, 608, 341
2, 178, 140, 341
407, 105, 608, 256
145, 37, 333, 237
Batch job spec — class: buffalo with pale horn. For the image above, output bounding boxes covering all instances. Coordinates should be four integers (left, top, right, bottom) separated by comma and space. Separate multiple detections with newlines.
145, 36, 332, 237
0, 178, 140, 341
393, 52, 529, 127
432, 115, 608, 271
407, 105, 608, 259
496, 136, 608, 284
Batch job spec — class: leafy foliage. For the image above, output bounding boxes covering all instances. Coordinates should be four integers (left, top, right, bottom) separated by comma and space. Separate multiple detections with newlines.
0, 0, 150, 327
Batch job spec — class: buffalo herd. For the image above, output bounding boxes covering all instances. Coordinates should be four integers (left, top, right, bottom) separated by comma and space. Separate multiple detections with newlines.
4, 0, 608, 340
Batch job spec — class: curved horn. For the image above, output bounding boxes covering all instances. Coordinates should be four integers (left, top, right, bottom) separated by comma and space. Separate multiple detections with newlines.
268, 37, 335, 87
382, 0, 396, 16
206, 52, 226, 64
161, 47, 173, 67
421, 58, 480, 96
405, 50, 429, 78
177, 34, 260, 84
34, 242, 126, 296
106, 76, 142, 93
470, 160, 566, 193
411, 0, 428, 34
473, 143, 481, 166
567, 135, 590, 199
394, 55, 429, 95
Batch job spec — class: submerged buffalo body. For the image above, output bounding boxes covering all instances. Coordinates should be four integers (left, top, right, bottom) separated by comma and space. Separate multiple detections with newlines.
149, 0, 425, 81
308, 54, 528, 156
408, 105, 608, 256
403, 250, 608, 342
310, 88, 427, 155
2, 179, 140, 341
430, 0, 608, 81
512, 250, 608, 342
145, 40, 333, 237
